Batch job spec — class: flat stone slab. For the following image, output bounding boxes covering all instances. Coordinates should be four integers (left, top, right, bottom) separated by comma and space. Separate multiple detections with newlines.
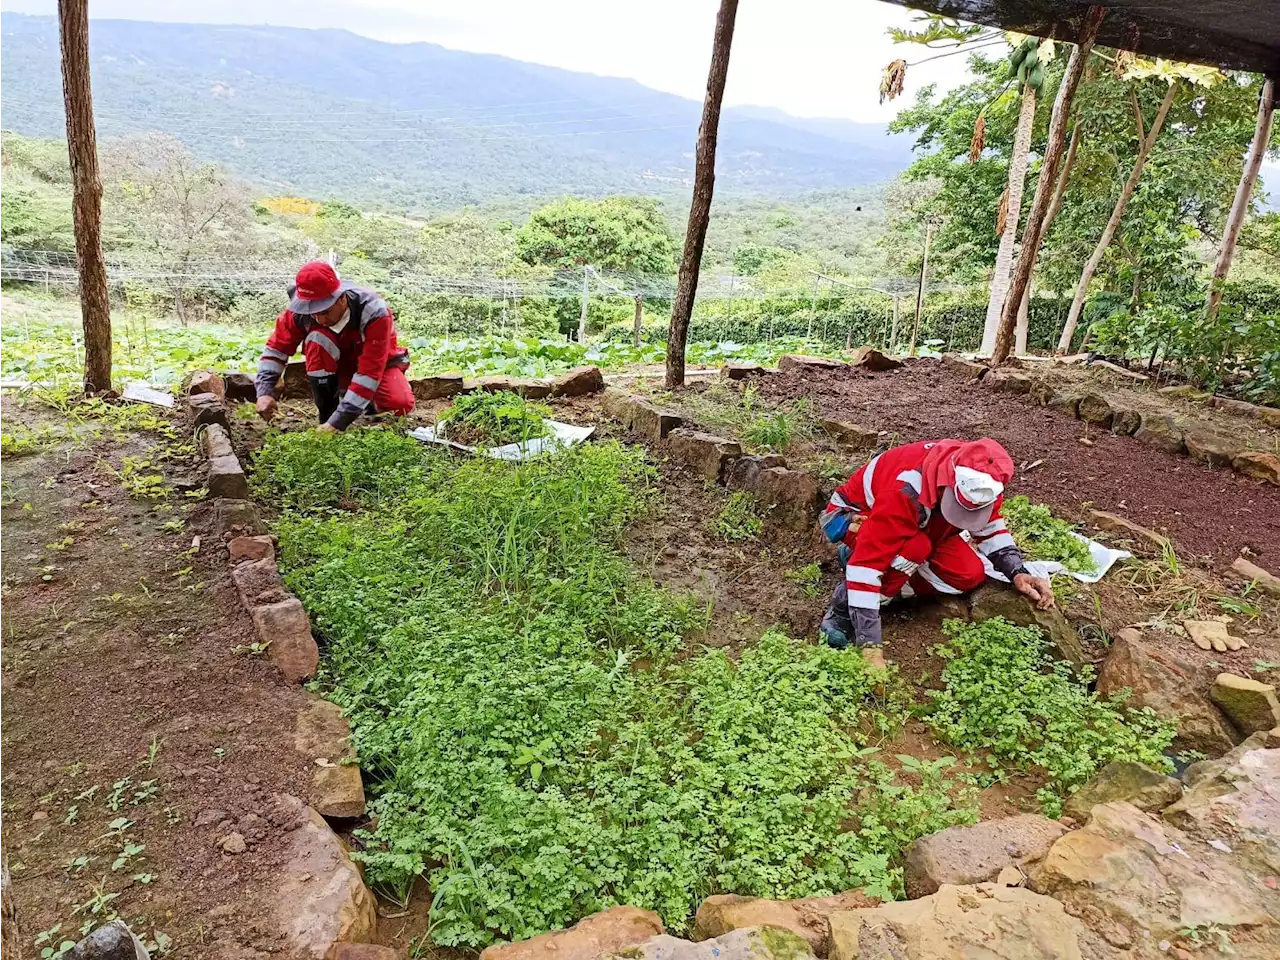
777, 355, 847, 375
410, 374, 465, 401
903, 814, 1066, 898
667, 428, 742, 482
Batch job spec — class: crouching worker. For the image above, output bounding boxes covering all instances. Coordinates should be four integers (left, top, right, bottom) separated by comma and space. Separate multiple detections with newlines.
819, 437, 1054, 668
255, 261, 414, 433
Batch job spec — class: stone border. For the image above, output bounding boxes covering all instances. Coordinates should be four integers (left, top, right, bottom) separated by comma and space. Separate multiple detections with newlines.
954, 358, 1280, 486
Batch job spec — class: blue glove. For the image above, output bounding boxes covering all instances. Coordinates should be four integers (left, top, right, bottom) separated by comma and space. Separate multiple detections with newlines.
819, 509, 851, 544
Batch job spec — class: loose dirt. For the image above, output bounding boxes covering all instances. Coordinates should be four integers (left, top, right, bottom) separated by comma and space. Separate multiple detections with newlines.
752, 361, 1280, 566
1, 400, 315, 960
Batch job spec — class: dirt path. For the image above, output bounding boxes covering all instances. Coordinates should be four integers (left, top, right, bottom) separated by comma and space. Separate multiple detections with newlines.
755, 362, 1280, 567
1, 401, 314, 960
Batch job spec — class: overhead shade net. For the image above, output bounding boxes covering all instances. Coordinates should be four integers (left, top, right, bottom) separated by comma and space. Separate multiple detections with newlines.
877, 1, 1280, 75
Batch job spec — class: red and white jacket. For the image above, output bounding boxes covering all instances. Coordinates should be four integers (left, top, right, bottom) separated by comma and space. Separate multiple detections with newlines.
255, 287, 409, 430
829, 440, 1024, 611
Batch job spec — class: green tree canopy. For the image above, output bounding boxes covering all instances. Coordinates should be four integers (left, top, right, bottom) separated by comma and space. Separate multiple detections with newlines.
516, 196, 677, 274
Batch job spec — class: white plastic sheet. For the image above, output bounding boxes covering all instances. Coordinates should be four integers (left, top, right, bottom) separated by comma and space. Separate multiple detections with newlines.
977, 530, 1131, 584
410, 418, 594, 462
121, 382, 175, 407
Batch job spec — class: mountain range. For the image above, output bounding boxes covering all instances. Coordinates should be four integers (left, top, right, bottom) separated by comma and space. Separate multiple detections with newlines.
0, 12, 915, 210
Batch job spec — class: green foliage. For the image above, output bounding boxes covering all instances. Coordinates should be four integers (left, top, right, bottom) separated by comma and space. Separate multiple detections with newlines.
250, 428, 428, 511
928, 618, 1176, 812
441, 390, 552, 446
742, 411, 794, 453
260, 431, 977, 946
1001, 495, 1096, 574
785, 563, 823, 598
516, 197, 677, 274
712, 491, 764, 542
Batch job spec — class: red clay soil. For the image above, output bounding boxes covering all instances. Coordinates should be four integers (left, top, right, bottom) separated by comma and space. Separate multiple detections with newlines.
1, 401, 316, 960
755, 362, 1280, 567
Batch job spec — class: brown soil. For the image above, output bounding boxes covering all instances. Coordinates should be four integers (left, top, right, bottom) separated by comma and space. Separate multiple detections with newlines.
1, 399, 315, 960
751, 361, 1280, 567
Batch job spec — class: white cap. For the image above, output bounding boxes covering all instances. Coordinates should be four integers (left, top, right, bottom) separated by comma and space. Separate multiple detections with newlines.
940, 466, 1004, 531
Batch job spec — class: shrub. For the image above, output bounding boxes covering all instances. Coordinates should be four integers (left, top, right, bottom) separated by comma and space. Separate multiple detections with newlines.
927, 618, 1175, 815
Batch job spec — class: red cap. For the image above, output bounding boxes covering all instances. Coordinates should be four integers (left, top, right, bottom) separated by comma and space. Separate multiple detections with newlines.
288, 261, 345, 315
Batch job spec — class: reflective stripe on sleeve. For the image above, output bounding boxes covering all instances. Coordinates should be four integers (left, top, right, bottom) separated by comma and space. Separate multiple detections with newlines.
862, 454, 880, 508
973, 518, 1008, 539
896, 469, 923, 494
303, 332, 340, 360
257, 358, 285, 375
846, 565, 883, 587
916, 562, 964, 595
342, 389, 372, 409
262, 346, 290, 362
891, 555, 920, 575
352, 373, 380, 391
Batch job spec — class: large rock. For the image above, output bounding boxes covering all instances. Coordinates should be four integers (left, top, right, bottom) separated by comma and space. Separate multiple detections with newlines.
1210, 674, 1280, 735
723, 362, 766, 381
985, 368, 1033, 395
480, 906, 664, 960
601, 388, 683, 441
232, 557, 287, 607
1230, 557, 1280, 597
550, 365, 605, 398
694, 891, 876, 957
252, 598, 320, 683
186, 393, 230, 431
816, 419, 879, 448
1211, 394, 1280, 427
223, 371, 257, 402
617, 927, 815, 960
295, 699, 366, 820
828, 884, 1088, 960
229, 535, 275, 564
968, 583, 1088, 667
1046, 388, 1085, 417
187, 370, 226, 400
410, 374, 464, 402
1133, 411, 1185, 454
272, 795, 377, 958
848, 346, 902, 372
1096, 632, 1237, 756
903, 815, 1065, 899
1234, 450, 1280, 485
1107, 398, 1144, 435
68, 920, 150, 959
207, 454, 250, 500
724, 456, 822, 529
201, 423, 235, 460
1165, 744, 1280, 875
667, 429, 742, 482
1076, 392, 1114, 428
1184, 428, 1246, 468
1062, 760, 1182, 822
778, 355, 847, 375
941, 354, 987, 381
1031, 801, 1280, 948
1088, 510, 1169, 552
467, 376, 553, 400
212, 498, 265, 536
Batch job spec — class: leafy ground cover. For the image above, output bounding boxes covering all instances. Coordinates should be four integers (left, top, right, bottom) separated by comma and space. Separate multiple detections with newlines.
440, 390, 551, 446
252, 430, 979, 948
927, 618, 1176, 817
1001, 494, 1097, 575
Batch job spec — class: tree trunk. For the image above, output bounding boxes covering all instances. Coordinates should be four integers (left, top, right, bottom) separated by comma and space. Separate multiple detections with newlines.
58, 0, 112, 392
577, 265, 589, 344
981, 83, 1037, 353
1057, 81, 1176, 352
1205, 76, 1276, 324
665, 0, 738, 388
910, 221, 934, 356
993, 5, 1106, 365
633, 293, 644, 348
1015, 122, 1081, 354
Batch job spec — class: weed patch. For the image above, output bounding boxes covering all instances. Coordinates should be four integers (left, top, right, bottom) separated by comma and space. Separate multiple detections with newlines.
927, 618, 1175, 816
711, 491, 763, 542
440, 390, 551, 446
259, 430, 977, 947
1002, 495, 1096, 575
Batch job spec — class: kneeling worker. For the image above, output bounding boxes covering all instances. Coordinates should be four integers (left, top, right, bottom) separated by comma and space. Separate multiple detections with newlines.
255, 261, 414, 433
819, 437, 1054, 668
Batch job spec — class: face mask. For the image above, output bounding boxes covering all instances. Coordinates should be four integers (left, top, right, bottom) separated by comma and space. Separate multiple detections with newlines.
324, 302, 351, 333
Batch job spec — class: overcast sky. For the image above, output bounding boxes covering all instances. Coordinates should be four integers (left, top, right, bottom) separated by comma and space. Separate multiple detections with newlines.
0, 0, 976, 122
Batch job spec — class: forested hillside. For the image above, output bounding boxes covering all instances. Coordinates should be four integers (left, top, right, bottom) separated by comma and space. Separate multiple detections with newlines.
0, 13, 913, 210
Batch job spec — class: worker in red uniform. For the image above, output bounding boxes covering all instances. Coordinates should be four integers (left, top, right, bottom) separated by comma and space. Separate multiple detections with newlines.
818, 438, 1054, 668
254, 262, 414, 433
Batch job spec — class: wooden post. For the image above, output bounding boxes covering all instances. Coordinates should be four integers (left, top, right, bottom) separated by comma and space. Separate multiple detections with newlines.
808, 272, 819, 340
993, 5, 1105, 365
890, 296, 900, 352
909, 221, 934, 357
632, 293, 644, 348
58, 0, 112, 393
1206, 77, 1276, 324
577, 264, 589, 344
664, 0, 739, 388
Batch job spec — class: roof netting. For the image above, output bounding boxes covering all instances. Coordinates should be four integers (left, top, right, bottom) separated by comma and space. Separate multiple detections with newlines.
880, 1, 1280, 75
